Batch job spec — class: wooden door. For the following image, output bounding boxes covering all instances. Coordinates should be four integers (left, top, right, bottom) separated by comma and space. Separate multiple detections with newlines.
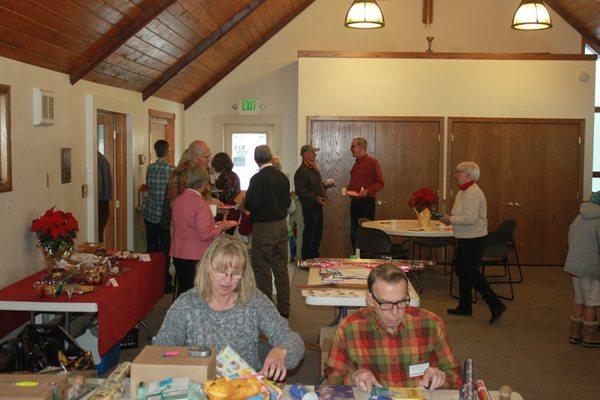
512, 122, 582, 264
375, 120, 443, 220
449, 118, 583, 265
97, 110, 127, 249
449, 121, 516, 232
310, 119, 376, 258
308, 117, 443, 258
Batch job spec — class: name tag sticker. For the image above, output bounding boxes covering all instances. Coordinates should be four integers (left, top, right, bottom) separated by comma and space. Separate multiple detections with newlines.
409, 362, 430, 378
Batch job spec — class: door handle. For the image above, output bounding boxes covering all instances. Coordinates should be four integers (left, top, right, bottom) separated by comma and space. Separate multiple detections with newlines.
507, 201, 514, 207
515, 202, 526, 208
376, 200, 386, 206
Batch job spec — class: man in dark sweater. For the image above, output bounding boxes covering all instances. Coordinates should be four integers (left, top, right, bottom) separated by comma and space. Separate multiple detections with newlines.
294, 144, 328, 260
245, 145, 292, 317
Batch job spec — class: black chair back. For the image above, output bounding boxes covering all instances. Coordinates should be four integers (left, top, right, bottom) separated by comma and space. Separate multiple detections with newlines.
482, 231, 510, 259
356, 227, 392, 258
497, 219, 517, 242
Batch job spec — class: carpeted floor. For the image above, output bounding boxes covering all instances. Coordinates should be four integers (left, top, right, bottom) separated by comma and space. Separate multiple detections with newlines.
120, 264, 600, 400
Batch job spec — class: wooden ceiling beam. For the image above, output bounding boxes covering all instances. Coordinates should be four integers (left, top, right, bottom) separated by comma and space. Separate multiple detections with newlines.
184, 0, 316, 109
545, 0, 600, 54
142, 0, 265, 101
69, 0, 177, 85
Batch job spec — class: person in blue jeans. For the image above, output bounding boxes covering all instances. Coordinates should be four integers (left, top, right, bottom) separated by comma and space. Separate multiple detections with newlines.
142, 140, 175, 293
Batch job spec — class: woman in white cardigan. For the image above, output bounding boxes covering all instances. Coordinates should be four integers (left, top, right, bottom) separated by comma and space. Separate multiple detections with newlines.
441, 162, 506, 324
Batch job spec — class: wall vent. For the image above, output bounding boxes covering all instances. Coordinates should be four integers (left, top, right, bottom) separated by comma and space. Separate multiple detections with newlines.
33, 88, 54, 126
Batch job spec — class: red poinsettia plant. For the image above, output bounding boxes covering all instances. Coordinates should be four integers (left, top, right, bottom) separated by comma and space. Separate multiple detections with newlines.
408, 188, 439, 212
31, 207, 79, 255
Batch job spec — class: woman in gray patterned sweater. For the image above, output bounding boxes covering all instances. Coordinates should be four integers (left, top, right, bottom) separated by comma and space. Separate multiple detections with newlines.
154, 235, 304, 381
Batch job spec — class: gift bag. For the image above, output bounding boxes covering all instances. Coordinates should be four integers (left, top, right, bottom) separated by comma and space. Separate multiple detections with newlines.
16, 324, 94, 372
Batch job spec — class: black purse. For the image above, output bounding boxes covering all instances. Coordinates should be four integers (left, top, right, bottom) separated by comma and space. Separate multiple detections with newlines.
0, 324, 94, 372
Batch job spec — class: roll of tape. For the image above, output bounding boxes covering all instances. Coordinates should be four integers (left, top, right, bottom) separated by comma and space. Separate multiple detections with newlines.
188, 346, 211, 358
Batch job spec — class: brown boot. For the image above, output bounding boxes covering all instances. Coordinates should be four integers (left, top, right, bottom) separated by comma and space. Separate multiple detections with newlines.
569, 316, 583, 344
582, 321, 600, 348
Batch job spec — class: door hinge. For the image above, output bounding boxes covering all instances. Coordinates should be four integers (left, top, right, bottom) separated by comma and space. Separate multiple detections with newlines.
451, 134, 454, 143
578, 136, 582, 145
115, 200, 120, 209
450, 189, 453, 197
438, 134, 441, 142
113, 130, 117, 140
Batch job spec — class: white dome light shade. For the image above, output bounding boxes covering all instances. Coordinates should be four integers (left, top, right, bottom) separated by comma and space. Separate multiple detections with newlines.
512, 0, 552, 30
345, 0, 385, 29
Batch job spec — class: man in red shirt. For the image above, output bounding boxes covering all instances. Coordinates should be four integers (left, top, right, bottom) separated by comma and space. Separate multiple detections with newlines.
325, 265, 462, 392
347, 137, 384, 249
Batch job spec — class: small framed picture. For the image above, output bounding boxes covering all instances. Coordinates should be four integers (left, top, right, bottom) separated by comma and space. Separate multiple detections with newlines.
61, 148, 71, 184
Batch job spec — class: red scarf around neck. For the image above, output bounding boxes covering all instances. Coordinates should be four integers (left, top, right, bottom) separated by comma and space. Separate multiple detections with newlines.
458, 180, 475, 191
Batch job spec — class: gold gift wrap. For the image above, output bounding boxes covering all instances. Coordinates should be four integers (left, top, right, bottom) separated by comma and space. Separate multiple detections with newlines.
203, 376, 263, 400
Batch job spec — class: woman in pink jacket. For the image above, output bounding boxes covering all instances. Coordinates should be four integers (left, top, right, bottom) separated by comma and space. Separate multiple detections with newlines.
171, 165, 237, 296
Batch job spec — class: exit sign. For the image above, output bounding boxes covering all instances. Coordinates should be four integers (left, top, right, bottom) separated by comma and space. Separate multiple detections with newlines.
241, 98, 256, 111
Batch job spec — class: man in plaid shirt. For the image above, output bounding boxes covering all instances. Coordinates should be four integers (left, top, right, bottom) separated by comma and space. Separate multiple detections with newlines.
325, 265, 462, 392
143, 140, 174, 292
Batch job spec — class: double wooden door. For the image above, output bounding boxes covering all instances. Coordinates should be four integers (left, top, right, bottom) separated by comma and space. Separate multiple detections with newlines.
449, 118, 583, 265
308, 117, 443, 258
97, 110, 127, 249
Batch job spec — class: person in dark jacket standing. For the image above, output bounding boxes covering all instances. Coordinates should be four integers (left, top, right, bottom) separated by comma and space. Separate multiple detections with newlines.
294, 144, 328, 260
97, 151, 112, 243
245, 145, 292, 317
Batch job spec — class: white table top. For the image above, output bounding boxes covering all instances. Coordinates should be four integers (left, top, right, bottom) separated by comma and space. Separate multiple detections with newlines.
363, 219, 454, 238
303, 267, 420, 308
0, 300, 98, 313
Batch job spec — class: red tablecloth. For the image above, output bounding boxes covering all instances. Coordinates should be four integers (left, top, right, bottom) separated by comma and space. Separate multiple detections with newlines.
0, 253, 164, 355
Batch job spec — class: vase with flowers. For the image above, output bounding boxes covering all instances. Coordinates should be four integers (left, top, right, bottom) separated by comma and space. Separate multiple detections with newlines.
408, 188, 439, 228
31, 207, 79, 271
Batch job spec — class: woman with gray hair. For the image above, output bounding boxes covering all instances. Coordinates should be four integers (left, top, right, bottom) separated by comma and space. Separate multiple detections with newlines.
170, 165, 238, 296
155, 235, 304, 381
441, 161, 506, 324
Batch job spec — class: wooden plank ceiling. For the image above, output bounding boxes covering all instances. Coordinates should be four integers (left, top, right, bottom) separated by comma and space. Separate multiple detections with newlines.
0, 1, 598, 108
0, 0, 314, 108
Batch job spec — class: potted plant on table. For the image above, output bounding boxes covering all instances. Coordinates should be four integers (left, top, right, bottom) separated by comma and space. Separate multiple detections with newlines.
31, 207, 79, 271
408, 188, 439, 228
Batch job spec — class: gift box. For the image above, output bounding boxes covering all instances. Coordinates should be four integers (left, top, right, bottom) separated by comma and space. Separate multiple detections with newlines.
130, 346, 216, 399
0, 373, 68, 400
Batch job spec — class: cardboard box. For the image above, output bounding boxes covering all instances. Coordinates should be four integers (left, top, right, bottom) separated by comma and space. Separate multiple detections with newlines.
130, 346, 216, 399
0, 373, 68, 400
320, 326, 336, 374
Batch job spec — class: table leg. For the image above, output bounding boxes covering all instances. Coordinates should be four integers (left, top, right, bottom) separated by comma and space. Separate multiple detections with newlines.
328, 306, 348, 327
137, 320, 152, 342
64, 312, 70, 333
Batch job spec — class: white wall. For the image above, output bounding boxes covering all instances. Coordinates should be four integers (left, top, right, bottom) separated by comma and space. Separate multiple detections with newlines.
298, 57, 596, 198
0, 56, 184, 287
184, 0, 582, 178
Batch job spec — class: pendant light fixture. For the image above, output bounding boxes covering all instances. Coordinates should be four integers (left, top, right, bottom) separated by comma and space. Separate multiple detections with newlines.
345, 0, 385, 29
511, 0, 552, 30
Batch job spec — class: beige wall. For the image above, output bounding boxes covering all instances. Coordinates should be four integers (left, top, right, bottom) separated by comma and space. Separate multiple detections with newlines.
298, 57, 595, 198
0, 56, 184, 287
184, 0, 582, 178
